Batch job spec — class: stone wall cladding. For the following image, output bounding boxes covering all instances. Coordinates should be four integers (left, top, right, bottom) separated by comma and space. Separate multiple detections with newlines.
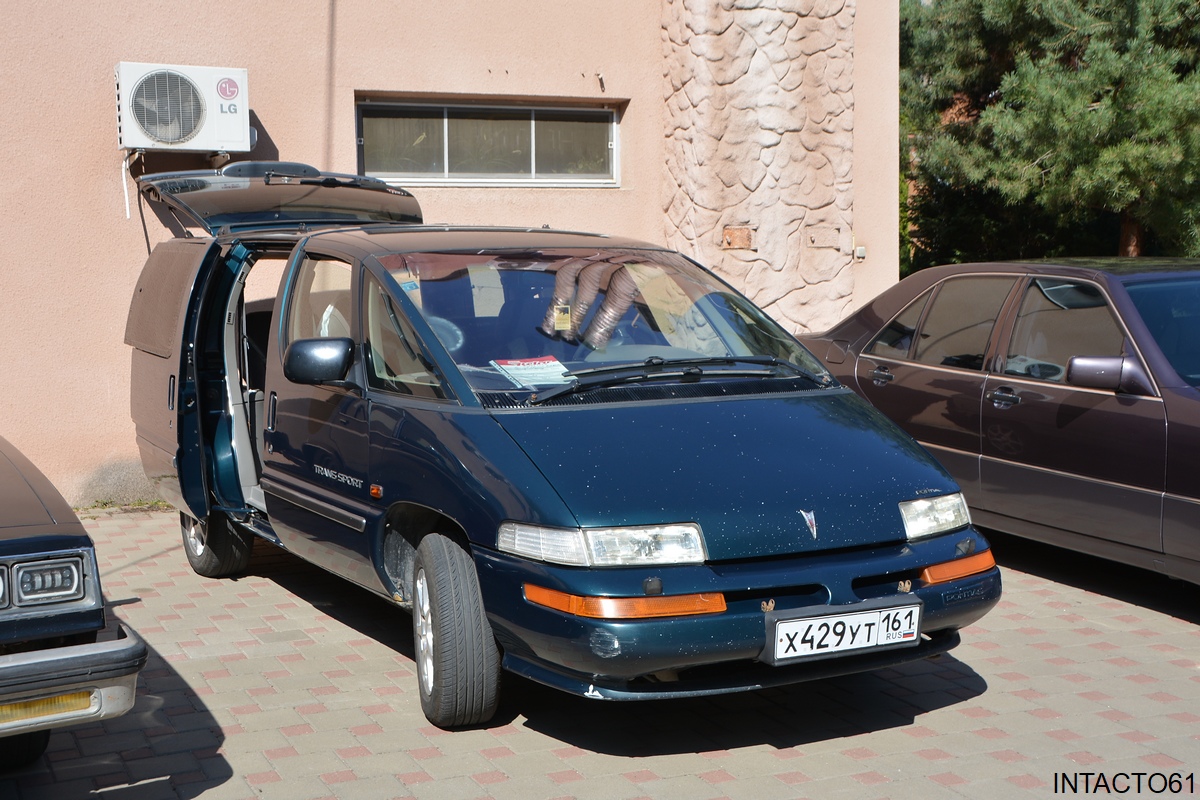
662, 0, 855, 334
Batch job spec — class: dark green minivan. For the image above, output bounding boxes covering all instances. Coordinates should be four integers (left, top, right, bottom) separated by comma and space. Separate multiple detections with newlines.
126, 161, 1000, 728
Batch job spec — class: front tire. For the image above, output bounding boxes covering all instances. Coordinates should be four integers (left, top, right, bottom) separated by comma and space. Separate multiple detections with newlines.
180, 511, 253, 578
412, 534, 501, 728
0, 730, 50, 771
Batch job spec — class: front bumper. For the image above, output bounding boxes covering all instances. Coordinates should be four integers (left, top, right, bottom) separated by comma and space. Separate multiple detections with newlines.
505, 629, 964, 701
475, 527, 1001, 699
0, 625, 148, 737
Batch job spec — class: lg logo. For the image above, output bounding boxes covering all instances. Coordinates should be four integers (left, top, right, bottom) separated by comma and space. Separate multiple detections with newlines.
217, 77, 240, 114
216, 77, 239, 100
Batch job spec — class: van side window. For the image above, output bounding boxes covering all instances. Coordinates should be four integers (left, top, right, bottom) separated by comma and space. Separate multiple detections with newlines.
363, 274, 447, 399
1005, 279, 1124, 382
287, 256, 354, 344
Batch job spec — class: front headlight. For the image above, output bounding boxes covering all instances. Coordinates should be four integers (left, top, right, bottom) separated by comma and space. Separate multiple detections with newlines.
13, 557, 85, 605
498, 522, 707, 567
899, 493, 971, 540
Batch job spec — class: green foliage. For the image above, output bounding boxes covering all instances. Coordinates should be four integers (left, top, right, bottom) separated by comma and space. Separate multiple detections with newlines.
902, 0, 1200, 263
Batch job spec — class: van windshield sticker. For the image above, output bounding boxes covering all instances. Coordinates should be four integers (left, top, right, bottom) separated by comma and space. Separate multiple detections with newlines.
490, 356, 571, 387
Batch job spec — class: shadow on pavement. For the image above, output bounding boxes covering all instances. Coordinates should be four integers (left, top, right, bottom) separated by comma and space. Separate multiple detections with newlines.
502, 653, 986, 756
230, 540, 990, 758
0, 621, 233, 800
240, 538, 416, 659
985, 529, 1200, 625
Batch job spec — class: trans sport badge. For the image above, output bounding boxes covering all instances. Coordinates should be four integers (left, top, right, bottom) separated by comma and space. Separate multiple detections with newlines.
800, 509, 818, 539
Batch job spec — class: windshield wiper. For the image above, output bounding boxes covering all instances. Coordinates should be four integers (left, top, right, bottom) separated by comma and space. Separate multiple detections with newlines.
528, 355, 830, 405
632, 355, 833, 387
297, 176, 389, 190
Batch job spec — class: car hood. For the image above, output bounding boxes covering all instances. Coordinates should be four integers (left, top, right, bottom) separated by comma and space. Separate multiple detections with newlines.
0, 436, 90, 549
0, 450, 53, 529
493, 390, 960, 561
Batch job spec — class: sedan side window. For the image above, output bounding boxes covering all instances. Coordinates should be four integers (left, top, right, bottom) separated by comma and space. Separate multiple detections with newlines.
287, 256, 354, 344
866, 290, 931, 360
912, 277, 1016, 371
363, 274, 446, 400
1004, 279, 1124, 383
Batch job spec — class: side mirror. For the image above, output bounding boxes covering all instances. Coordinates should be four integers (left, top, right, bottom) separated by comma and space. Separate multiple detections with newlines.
1067, 355, 1154, 396
283, 337, 360, 392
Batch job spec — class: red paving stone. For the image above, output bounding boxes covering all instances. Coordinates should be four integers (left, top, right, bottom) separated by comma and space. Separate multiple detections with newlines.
930, 772, 968, 786
776, 771, 811, 785
700, 770, 736, 784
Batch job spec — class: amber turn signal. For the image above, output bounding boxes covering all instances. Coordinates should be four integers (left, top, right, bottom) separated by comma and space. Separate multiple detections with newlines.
0, 691, 92, 725
523, 583, 726, 619
919, 550, 996, 586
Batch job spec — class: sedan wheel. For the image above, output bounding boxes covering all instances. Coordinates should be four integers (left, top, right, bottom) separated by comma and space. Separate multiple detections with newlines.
0, 730, 50, 770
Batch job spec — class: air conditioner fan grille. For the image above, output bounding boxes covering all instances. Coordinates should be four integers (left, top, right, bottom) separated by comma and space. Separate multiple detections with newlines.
131, 70, 205, 145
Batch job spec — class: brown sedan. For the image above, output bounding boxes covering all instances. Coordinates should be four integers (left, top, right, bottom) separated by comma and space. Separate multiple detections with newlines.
802, 259, 1200, 584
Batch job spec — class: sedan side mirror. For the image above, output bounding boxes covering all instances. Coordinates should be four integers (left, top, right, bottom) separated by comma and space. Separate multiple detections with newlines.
1067, 355, 1154, 396
283, 337, 361, 393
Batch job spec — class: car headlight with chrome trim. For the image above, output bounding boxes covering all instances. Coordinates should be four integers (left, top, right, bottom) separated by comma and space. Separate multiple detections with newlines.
498, 522, 707, 567
13, 557, 85, 605
899, 493, 971, 541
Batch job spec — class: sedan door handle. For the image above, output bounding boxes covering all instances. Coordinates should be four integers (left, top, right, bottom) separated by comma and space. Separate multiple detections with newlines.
869, 366, 894, 387
987, 387, 1021, 409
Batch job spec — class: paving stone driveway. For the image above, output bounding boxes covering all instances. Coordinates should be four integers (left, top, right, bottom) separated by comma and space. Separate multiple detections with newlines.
2, 509, 1197, 799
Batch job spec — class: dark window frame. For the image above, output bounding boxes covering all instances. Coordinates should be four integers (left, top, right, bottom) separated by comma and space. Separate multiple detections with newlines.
284, 255, 356, 348
868, 276, 1019, 373
361, 271, 449, 400
1002, 277, 1126, 384
356, 101, 619, 187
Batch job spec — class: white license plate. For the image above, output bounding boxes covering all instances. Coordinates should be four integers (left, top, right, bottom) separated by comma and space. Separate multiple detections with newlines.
772, 603, 922, 663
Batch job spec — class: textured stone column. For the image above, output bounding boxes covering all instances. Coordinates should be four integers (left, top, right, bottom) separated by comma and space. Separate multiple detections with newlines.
662, 0, 856, 334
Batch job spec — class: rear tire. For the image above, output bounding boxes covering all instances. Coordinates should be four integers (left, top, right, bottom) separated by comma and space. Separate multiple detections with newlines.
412, 534, 501, 728
180, 511, 253, 578
0, 730, 50, 771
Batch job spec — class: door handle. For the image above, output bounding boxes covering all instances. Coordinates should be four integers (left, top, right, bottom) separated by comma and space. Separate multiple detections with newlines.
869, 366, 894, 386
987, 387, 1021, 409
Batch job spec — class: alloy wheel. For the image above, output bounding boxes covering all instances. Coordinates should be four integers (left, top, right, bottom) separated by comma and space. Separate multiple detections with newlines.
414, 568, 435, 696
183, 516, 207, 556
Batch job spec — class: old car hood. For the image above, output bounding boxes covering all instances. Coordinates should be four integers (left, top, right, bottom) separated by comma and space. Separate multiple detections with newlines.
138, 161, 422, 234
493, 389, 961, 561
0, 435, 90, 550
0, 449, 54, 530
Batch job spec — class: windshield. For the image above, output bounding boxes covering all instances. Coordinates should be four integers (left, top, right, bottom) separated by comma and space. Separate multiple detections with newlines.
377, 248, 831, 395
1125, 277, 1200, 386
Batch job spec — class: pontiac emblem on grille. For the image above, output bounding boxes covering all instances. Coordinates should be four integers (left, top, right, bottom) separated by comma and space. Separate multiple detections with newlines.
800, 509, 818, 539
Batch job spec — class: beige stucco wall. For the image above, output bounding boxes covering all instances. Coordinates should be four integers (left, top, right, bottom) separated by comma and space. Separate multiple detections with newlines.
0, 0, 896, 507
662, 0, 898, 335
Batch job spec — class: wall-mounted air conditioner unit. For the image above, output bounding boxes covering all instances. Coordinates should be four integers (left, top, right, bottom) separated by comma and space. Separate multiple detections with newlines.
116, 62, 251, 152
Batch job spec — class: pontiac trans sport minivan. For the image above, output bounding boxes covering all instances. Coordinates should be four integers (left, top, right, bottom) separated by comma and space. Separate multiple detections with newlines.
125, 161, 1000, 728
